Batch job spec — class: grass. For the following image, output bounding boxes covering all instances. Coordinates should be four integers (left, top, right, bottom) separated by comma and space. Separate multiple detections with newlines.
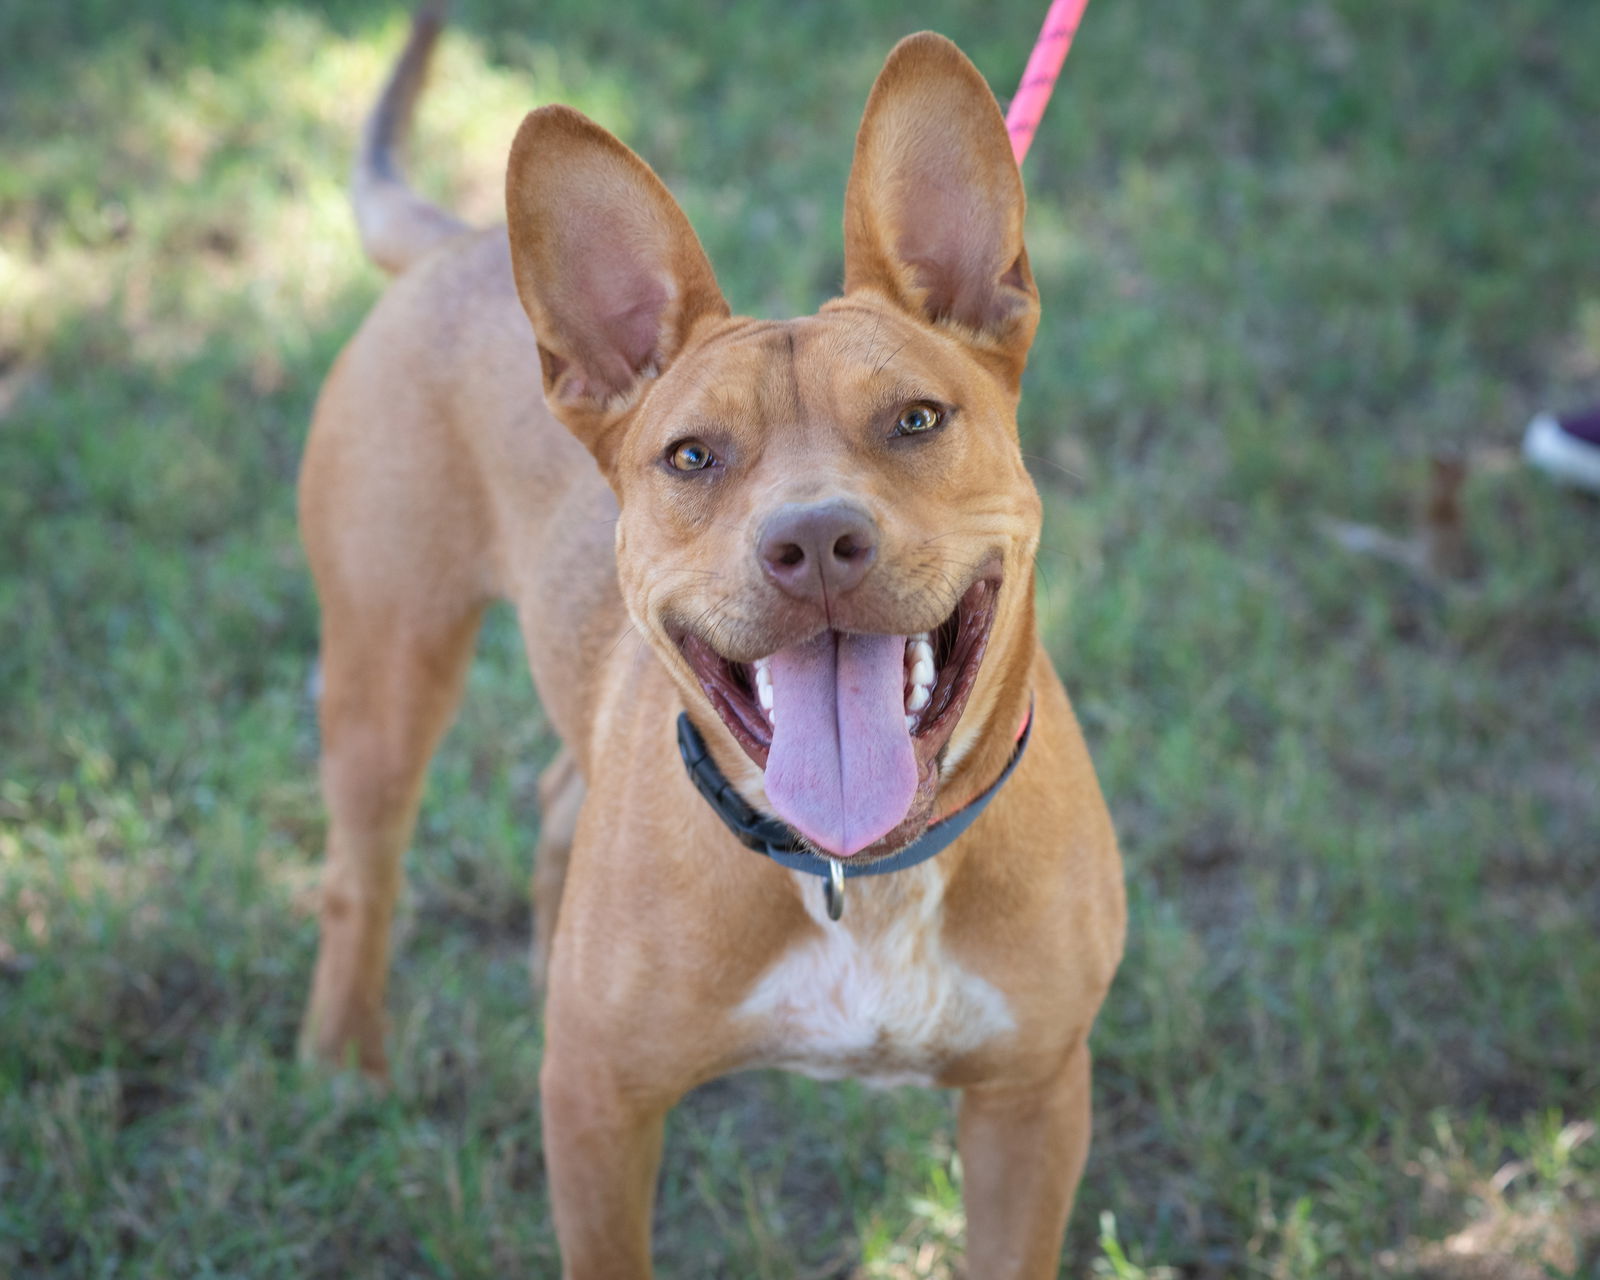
2, 0, 1599, 1275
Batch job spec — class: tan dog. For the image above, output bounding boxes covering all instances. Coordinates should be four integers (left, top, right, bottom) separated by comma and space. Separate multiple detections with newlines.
298, 10, 1125, 1276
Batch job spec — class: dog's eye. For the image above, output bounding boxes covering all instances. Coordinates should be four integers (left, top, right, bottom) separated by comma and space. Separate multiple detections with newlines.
893, 403, 943, 436
667, 439, 717, 471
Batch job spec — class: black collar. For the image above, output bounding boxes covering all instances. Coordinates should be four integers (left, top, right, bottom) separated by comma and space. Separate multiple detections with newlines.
676, 703, 1033, 917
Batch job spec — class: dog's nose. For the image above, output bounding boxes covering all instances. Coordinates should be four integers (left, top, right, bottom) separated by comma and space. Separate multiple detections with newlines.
758, 500, 879, 602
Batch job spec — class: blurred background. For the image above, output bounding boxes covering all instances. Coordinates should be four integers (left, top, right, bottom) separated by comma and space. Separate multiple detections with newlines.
2, 1, 1597, 1276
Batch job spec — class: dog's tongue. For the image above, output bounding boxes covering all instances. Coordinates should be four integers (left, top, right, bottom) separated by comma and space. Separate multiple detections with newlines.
764, 631, 917, 857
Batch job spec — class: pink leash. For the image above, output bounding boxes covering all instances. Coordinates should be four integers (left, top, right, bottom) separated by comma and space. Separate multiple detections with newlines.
1004, 0, 1091, 165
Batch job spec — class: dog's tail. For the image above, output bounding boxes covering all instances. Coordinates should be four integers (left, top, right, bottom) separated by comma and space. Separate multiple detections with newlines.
352, 4, 469, 275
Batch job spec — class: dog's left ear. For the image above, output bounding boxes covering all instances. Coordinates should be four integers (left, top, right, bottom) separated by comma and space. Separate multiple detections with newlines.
843, 34, 1039, 389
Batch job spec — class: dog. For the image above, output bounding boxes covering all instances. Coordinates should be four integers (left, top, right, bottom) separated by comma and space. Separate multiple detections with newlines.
297, 9, 1125, 1275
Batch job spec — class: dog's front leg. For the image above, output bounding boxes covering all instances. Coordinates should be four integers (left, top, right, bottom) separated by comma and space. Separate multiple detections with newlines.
541, 1047, 668, 1279
957, 1044, 1093, 1279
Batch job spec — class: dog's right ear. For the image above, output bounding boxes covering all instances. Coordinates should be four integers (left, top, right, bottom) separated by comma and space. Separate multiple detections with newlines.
506, 106, 729, 472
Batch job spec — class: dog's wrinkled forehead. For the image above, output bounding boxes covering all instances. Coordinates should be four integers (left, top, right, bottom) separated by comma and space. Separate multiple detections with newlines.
629, 303, 1007, 464
647, 320, 808, 438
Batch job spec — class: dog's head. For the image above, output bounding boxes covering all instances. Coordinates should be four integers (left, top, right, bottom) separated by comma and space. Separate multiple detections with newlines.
507, 34, 1042, 860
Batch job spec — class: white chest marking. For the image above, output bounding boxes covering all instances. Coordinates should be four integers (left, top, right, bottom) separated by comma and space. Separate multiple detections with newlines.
736, 863, 1014, 1088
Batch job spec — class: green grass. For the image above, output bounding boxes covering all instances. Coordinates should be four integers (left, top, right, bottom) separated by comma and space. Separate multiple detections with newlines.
3, 0, 1599, 1275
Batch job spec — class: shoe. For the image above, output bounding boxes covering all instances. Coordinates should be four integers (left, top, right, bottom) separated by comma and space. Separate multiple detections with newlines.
1524, 404, 1600, 494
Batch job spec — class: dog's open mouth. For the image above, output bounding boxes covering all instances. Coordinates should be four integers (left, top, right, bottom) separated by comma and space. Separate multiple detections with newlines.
678, 575, 1000, 857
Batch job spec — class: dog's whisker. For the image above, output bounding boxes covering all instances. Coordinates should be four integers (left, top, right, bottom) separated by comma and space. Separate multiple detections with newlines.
604, 622, 641, 661
872, 339, 910, 376
1021, 450, 1086, 484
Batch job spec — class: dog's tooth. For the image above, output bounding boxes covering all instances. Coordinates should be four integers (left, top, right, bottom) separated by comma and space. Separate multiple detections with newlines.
911, 655, 934, 688
906, 713, 918, 731
906, 684, 930, 713
753, 660, 775, 720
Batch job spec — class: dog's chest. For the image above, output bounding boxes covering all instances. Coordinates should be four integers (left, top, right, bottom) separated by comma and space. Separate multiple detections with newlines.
735, 866, 1013, 1088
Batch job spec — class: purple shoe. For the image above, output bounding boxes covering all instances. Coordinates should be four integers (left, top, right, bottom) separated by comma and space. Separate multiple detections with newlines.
1524, 404, 1600, 494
